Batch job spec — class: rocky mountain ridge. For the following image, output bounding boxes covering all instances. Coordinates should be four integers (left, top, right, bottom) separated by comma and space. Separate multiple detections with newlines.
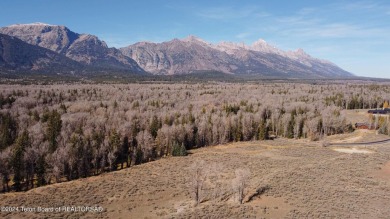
0, 33, 82, 72
0, 23, 144, 73
0, 22, 353, 78
121, 35, 352, 78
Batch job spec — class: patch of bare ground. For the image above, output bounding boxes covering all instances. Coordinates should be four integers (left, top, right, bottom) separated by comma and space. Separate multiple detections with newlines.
327, 129, 390, 144
332, 147, 375, 154
372, 161, 390, 181
2, 137, 390, 218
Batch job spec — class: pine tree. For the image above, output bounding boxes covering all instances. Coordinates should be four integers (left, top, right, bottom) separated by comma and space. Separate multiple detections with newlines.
68, 134, 84, 179
180, 143, 187, 156
81, 137, 93, 178
121, 136, 129, 168
0, 112, 18, 150
172, 142, 187, 156
35, 155, 46, 187
46, 110, 62, 153
12, 130, 29, 191
134, 148, 143, 165
287, 113, 295, 139
109, 129, 121, 171
317, 118, 324, 137
0, 152, 11, 192
258, 120, 269, 140
150, 115, 160, 139
298, 119, 304, 138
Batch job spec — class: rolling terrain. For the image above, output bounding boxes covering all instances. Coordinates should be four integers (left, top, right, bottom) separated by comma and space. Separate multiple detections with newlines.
1, 132, 390, 219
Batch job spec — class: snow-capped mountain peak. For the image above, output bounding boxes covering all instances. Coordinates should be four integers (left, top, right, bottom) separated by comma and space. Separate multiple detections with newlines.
9, 22, 56, 27
181, 35, 208, 44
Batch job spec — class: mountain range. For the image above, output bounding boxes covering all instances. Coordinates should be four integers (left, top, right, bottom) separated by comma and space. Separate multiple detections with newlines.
0, 23, 144, 74
0, 33, 82, 72
0, 22, 353, 78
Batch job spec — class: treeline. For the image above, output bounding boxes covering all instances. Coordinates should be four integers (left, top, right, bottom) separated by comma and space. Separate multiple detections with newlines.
0, 82, 390, 192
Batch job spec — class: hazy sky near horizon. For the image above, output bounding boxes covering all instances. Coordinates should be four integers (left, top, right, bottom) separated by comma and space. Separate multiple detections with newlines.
1, 0, 389, 78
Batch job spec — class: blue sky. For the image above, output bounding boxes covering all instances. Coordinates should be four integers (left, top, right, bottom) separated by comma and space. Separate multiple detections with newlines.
1, 0, 389, 78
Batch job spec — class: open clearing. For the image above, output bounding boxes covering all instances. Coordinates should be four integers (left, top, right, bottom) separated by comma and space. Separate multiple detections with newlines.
341, 109, 372, 125
1, 133, 390, 219
332, 147, 374, 154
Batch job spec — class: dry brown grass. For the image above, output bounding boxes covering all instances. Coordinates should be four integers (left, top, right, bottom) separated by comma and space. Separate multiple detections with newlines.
341, 109, 372, 125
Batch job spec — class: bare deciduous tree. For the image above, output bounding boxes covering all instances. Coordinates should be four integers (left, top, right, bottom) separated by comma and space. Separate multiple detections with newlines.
189, 160, 208, 206
232, 168, 250, 204
136, 130, 154, 162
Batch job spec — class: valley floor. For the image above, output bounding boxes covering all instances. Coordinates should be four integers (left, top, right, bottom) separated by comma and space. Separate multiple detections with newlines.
1, 133, 390, 219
